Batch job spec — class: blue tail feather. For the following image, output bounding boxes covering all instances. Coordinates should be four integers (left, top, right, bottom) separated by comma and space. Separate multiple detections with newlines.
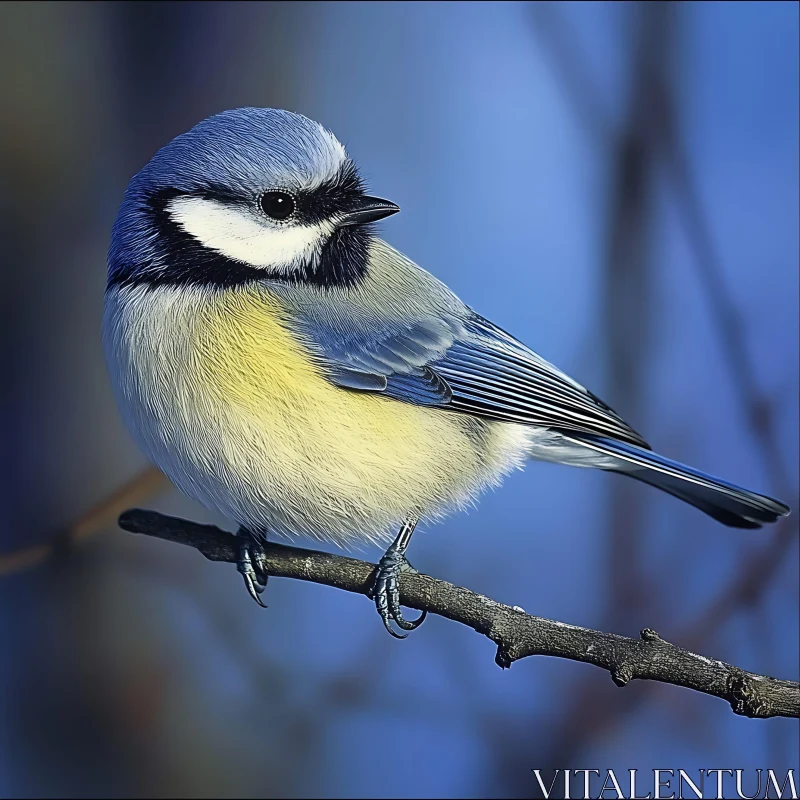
563, 433, 790, 529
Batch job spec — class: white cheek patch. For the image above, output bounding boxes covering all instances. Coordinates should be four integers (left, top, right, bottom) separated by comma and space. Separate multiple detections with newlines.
166, 196, 333, 274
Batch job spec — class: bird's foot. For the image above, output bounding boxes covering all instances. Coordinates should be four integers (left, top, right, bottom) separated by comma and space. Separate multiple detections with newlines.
368, 542, 427, 638
237, 533, 269, 608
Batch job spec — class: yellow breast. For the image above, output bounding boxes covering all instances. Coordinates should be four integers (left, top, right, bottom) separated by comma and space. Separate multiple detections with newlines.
194, 285, 486, 499
107, 282, 528, 545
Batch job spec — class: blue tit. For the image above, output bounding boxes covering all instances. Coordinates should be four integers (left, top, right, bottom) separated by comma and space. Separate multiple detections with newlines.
103, 107, 790, 637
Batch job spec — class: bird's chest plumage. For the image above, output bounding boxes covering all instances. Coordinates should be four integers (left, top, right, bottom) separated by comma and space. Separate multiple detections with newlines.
103, 283, 528, 545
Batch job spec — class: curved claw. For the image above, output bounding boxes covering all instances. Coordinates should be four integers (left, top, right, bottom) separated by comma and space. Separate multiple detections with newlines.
385, 565, 427, 631
237, 537, 268, 608
242, 570, 268, 607
396, 607, 427, 630
372, 569, 408, 638
369, 547, 427, 637
251, 547, 269, 594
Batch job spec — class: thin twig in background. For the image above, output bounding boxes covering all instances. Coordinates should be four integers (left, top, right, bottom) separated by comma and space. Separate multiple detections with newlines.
531, 0, 796, 497
602, 0, 672, 630
528, 0, 800, 640
526, 1, 798, 784
520, 6, 677, 783
118, 508, 800, 720
664, 139, 793, 496
528, 0, 800, 633
0, 466, 169, 577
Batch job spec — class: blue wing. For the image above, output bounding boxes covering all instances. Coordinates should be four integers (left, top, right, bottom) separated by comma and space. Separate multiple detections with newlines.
264, 239, 646, 447
293, 303, 648, 448
319, 317, 457, 405
262, 240, 789, 530
430, 316, 649, 447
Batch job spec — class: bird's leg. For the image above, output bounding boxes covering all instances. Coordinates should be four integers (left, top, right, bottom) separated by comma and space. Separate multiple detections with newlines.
237, 528, 269, 608
368, 516, 427, 638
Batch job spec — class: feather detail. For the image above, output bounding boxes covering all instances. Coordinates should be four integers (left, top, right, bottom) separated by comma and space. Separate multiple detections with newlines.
272, 240, 647, 448
562, 433, 790, 528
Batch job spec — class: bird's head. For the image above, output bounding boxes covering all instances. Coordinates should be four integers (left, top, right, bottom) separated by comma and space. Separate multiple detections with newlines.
108, 108, 399, 290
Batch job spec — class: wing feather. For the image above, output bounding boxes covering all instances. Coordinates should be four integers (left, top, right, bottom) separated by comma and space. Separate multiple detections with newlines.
310, 308, 648, 448
265, 243, 646, 447
430, 318, 649, 447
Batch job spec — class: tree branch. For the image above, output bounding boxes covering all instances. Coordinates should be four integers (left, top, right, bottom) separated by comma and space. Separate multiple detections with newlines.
119, 509, 799, 720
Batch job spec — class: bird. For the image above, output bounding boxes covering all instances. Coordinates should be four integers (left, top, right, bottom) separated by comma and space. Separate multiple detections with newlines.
103, 107, 790, 637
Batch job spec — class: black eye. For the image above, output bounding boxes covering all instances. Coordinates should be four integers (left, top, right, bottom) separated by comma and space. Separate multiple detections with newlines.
260, 191, 296, 221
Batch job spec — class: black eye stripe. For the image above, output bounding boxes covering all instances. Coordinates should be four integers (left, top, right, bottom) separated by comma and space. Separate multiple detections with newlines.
292, 160, 367, 223
108, 174, 372, 290
259, 191, 296, 221
169, 161, 366, 225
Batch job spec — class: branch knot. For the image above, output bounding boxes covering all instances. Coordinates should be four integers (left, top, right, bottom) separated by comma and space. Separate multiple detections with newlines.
640, 627, 663, 642
728, 669, 772, 718
611, 662, 635, 687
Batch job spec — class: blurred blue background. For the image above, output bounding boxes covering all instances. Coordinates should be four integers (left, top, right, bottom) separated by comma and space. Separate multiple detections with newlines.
0, 2, 797, 797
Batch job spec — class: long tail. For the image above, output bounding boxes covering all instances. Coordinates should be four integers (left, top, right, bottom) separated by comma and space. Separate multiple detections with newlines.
562, 433, 791, 529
